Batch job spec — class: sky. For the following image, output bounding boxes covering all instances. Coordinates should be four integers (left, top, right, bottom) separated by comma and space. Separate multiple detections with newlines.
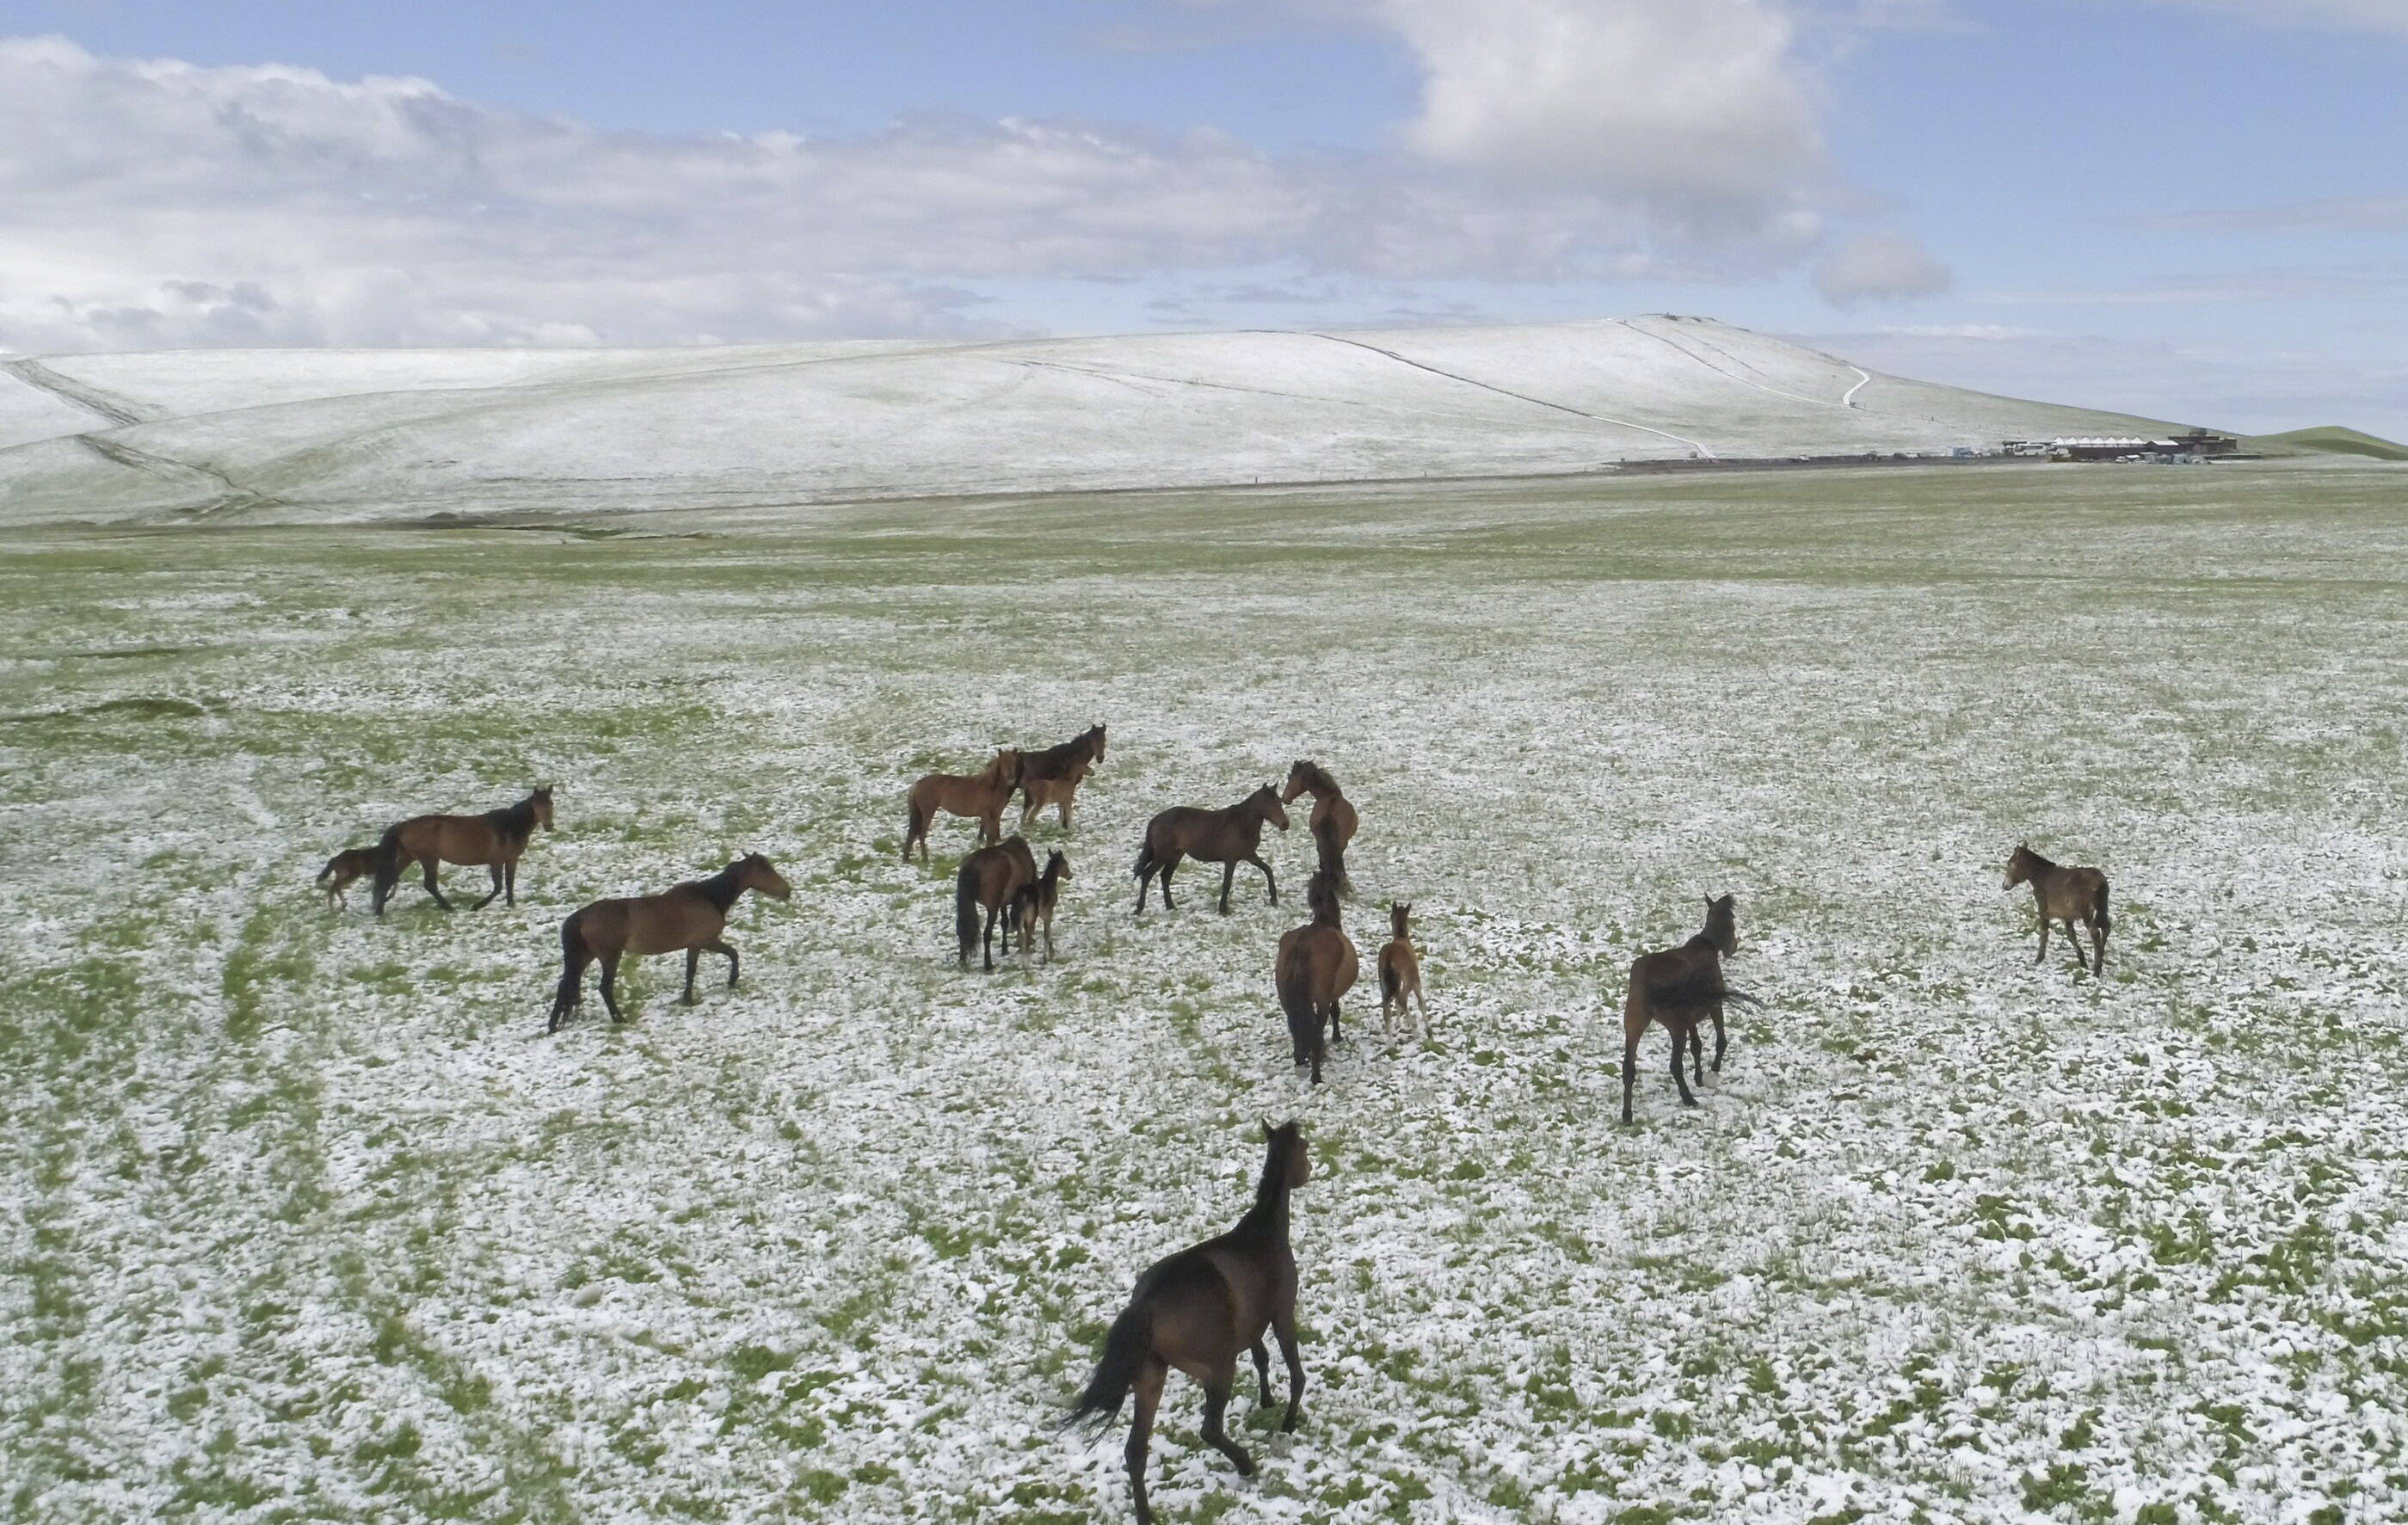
2, 0, 2403, 437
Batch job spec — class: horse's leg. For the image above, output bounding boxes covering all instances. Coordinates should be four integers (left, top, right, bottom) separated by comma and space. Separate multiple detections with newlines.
1272, 1306, 1307, 1432
476, 864, 503, 910
1198, 1365, 1255, 1477
421, 855, 453, 910
1250, 1337, 1273, 1407
1622, 1021, 1642, 1124
2064, 919, 2085, 968
982, 901, 998, 973
1671, 1024, 1698, 1106
1309, 1010, 1326, 1085
2091, 914, 2108, 974
504, 858, 518, 907
1711, 1005, 1727, 1074
1218, 860, 1237, 914
1042, 911, 1055, 964
704, 938, 739, 987
682, 947, 701, 1005
1329, 998, 1343, 1046
600, 954, 624, 1024
1159, 855, 1178, 911
1689, 1024, 1705, 1087
1126, 1356, 1166, 1525
1058, 791, 1074, 831
1253, 855, 1278, 907
2035, 916, 2050, 964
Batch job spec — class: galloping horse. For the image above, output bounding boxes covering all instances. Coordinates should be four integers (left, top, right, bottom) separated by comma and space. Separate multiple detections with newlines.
1276, 871, 1358, 1085
1376, 901, 1427, 1044
956, 835, 1038, 971
1068, 1122, 1313, 1525
1013, 850, 1072, 963
1279, 761, 1358, 894
548, 853, 791, 1032
372, 786, 554, 915
1017, 723, 1106, 832
2005, 843, 2111, 974
1132, 785, 1289, 916
903, 750, 1023, 863
1620, 895, 1763, 1122
316, 846, 377, 910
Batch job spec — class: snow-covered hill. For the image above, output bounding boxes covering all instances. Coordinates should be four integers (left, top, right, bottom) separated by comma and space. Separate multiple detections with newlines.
0, 316, 2182, 525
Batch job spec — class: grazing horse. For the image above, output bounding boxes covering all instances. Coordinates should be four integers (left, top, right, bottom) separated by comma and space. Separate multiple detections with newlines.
1276, 872, 1358, 1085
957, 835, 1038, 971
548, 853, 791, 1032
2005, 843, 2111, 974
372, 786, 554, 915
1068, 1122, 1313, 1525
1017, 723, 1107, 831
903, 749, 1024, 863
1279, 761, 1358, 894
1132, 785, 1290, 916
1376, 901, 1427, 1044
316, 846, 377, 910
1621, 895, 1764, 1123
1013, 850, 1072, 963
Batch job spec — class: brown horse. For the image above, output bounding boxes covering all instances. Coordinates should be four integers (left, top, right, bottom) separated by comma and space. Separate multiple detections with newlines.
1277, 872, 1358, 1085
316, 846, 377, 910
1017, 723, 1106, 831
903, 749, 1024, 863
371, 786, 554, 915
1621, 895, 1763, 1123
2005, 843, 2111, 974
1132, 785, 1290, 916
956, 835, 1038, 970
1280, 761, 1358, 894
1376, 901, 1427, 1045
548, 853, 791, 1032
1068, 1122, 1312, 1525
1013, 850, 1073, 963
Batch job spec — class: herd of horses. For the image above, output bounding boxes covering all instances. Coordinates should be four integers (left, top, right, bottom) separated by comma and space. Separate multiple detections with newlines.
316, 724, 2112, 1524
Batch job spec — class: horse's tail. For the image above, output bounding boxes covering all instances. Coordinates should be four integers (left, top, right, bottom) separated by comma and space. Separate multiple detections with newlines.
550, 912, 586, 1028
1644, 964, 1763, 1015
369, 823, 406, 915
1379, 949, 1402, 1005
2093, 882, 2111, 937
1063, 1295, 1154, 1434
955, 860, 981, 962
1131, 830, 1156, 881
315, 855, 339, 886
903, 795, 927, 859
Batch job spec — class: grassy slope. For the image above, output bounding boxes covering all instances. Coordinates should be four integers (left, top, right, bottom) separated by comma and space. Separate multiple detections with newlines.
3, 460, 2407, 1523
2249, 426, 2408, 461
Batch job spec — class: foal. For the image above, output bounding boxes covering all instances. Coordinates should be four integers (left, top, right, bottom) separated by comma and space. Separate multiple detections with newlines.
903, 749, 1023, 863
1620, 895, 1763, 1123
548, 853, 791, 1032
1276, 871, 1358, 1085
1279, 761, 1358, 894
372, 786, 554, 915
1376, 901, 1427, 1044
1013, 850, 1072, 963
1068, 1122, 1312, 1525
1132, 785, 1290, 916
316, 846, 378, 910
1018, 723, 1106, 831
956, 835, 1038, 971
2005, 843, 2111, 974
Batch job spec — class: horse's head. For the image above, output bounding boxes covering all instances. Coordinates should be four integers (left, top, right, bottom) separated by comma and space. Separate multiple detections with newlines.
1262, 1118, 1311, 1190
1390, 901, 1412, 938
1250, 785, 1291, 830
1044, 850, 1071, 883
739, 853, 793, 901
2004, 844, 2036, 889
1086, 723, 1107, 765
1279, 760, 1315, 804
995, 748, 1025, 787
1703, 893, 1738, 957
532, 786, 556, 832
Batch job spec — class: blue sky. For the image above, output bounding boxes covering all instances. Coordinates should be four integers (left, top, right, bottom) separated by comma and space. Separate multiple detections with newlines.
3, 0, 2403, 435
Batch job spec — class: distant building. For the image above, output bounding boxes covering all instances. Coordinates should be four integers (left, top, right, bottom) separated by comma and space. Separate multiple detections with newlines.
2042, 430, 2239, 463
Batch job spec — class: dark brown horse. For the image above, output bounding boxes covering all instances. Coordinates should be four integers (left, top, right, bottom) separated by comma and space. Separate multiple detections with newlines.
317, 846, 377, 910
1013, 850, 1072, 963
1017, 723, 1106, 832
2005, 843, 2111, 974
372, 786, 554, 915
1276, 871, 1358, 1085
1068, 1122, 1312, 1525
903, 749, 1024, 863
1621, 894, 1763, 1123
1376, 901, 1426, 1045
1132, 785, 1290, 916
957, 835, 1038, 970
548, 853, 791, 1032
1280, 761, 1358, 894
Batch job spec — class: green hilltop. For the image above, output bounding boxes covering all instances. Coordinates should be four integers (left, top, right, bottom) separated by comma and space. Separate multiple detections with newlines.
2250, 425, 2408, 461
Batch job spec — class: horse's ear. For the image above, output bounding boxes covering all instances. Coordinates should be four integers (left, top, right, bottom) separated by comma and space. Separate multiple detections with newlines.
1260, 1117, 1274, 1139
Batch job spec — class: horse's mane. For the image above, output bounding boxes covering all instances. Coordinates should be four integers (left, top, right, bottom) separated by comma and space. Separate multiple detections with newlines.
1251, 1125, 1302, 1214
486, 795, 541, 842
1290, 761, 1338, 796
690, 859, 748, 913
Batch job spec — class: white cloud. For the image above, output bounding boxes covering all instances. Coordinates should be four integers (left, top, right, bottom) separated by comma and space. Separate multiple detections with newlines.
2144, 0, 2408, 32
1812, 229, 1952, 304
0, 29, 1846, 353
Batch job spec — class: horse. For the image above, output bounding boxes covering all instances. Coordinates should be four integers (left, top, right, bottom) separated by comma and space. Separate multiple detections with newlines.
1017, 723, 1106, 832
2005, 843, 2111, 974
1376, 901, 1427, 1045
1067, 1122, 1312, 1525
956, 835, 1038, 971
1276, 871, 1358, 1085
1132, 785, 1290, 916
902, 749, 1024, 863
547, 853, 791, 1032
1279, 761, 1358, 894
1621, 894, 1764, 1123
316, 846, 377, 910
1013, 850, 1072, 963
371, 786, 554, 916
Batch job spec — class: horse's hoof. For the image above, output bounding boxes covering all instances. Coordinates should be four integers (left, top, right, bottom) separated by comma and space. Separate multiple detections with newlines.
681, 994, 699, 1006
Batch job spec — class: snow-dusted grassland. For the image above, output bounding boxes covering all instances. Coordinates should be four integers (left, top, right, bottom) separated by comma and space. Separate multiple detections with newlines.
4, 460, 2406, 1524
